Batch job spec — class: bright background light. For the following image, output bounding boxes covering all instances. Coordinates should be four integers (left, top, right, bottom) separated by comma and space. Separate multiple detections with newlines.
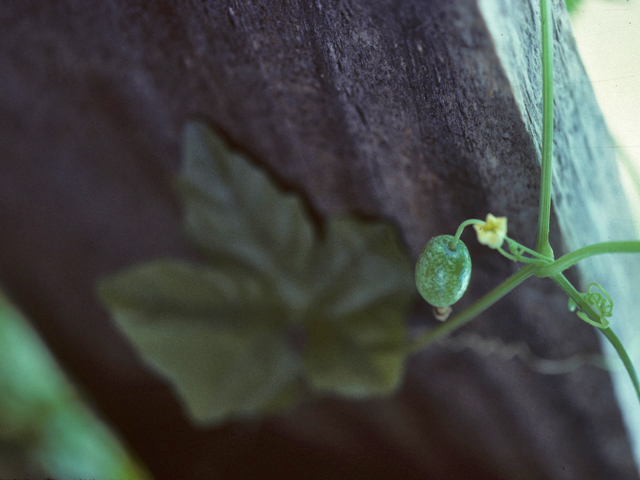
572, 0, 640, 229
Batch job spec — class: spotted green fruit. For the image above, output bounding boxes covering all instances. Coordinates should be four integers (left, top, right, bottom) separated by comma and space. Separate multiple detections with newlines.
415, 235, 471, 307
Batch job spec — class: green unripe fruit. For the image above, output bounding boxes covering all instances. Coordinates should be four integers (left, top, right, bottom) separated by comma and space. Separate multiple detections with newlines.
415, 235, 471, 307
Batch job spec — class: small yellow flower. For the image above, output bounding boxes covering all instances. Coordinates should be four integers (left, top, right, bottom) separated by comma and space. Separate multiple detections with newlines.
474, 214, 507, 249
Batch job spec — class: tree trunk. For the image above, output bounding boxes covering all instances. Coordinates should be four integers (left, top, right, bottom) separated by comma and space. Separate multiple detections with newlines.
1, 0, 638, 478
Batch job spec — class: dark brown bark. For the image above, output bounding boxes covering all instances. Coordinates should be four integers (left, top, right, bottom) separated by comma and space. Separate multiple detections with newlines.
0, 0, 637, 478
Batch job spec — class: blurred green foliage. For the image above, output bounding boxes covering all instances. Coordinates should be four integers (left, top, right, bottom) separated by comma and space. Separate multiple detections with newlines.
0, 294, 151, 479
98, 121, 415, 426
565, 0, 630, 15
565, 0, 582, 13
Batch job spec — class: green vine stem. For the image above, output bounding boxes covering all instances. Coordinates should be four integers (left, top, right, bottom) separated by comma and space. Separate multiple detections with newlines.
499, 237, 553, 265
601, 327, 640, 403
534, 241, 640, 277
552, 273, 607, 327
536, 0, 554, 259
450, 219, 484, 249
411, 0, 640, 406
407, 265, 536, 354
537, 0, 640, 404
552, 273, 640, 402
451, 218, 551, 265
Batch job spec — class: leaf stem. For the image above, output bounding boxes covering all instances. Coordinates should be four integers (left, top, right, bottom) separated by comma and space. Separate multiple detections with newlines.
407, 265, 536, 354
535, 241, 640, 277
536, 0, 554, 258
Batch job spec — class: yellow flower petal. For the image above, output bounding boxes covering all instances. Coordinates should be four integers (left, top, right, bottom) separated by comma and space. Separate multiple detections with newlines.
473, 214, 507, 249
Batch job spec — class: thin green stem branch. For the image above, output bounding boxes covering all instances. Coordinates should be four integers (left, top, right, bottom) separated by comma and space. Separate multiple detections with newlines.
601, 328, 640, 403
407, 265, 536, 354
451, 219, 484, 249
506, 237, 551, 261
551, 273, 604, 326
497, 247, 549, 265
535, 241, 640, 277
499, 237, 554, 264
536, 0, 554, 258
552, 274, 640, 403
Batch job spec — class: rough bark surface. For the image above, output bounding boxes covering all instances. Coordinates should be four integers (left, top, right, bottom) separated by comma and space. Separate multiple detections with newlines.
0, 0, 637, 479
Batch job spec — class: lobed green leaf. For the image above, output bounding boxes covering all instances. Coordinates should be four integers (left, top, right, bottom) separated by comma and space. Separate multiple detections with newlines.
98, 261, 301, 423
303, 218, 414, 396
98, 121, 414, 425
